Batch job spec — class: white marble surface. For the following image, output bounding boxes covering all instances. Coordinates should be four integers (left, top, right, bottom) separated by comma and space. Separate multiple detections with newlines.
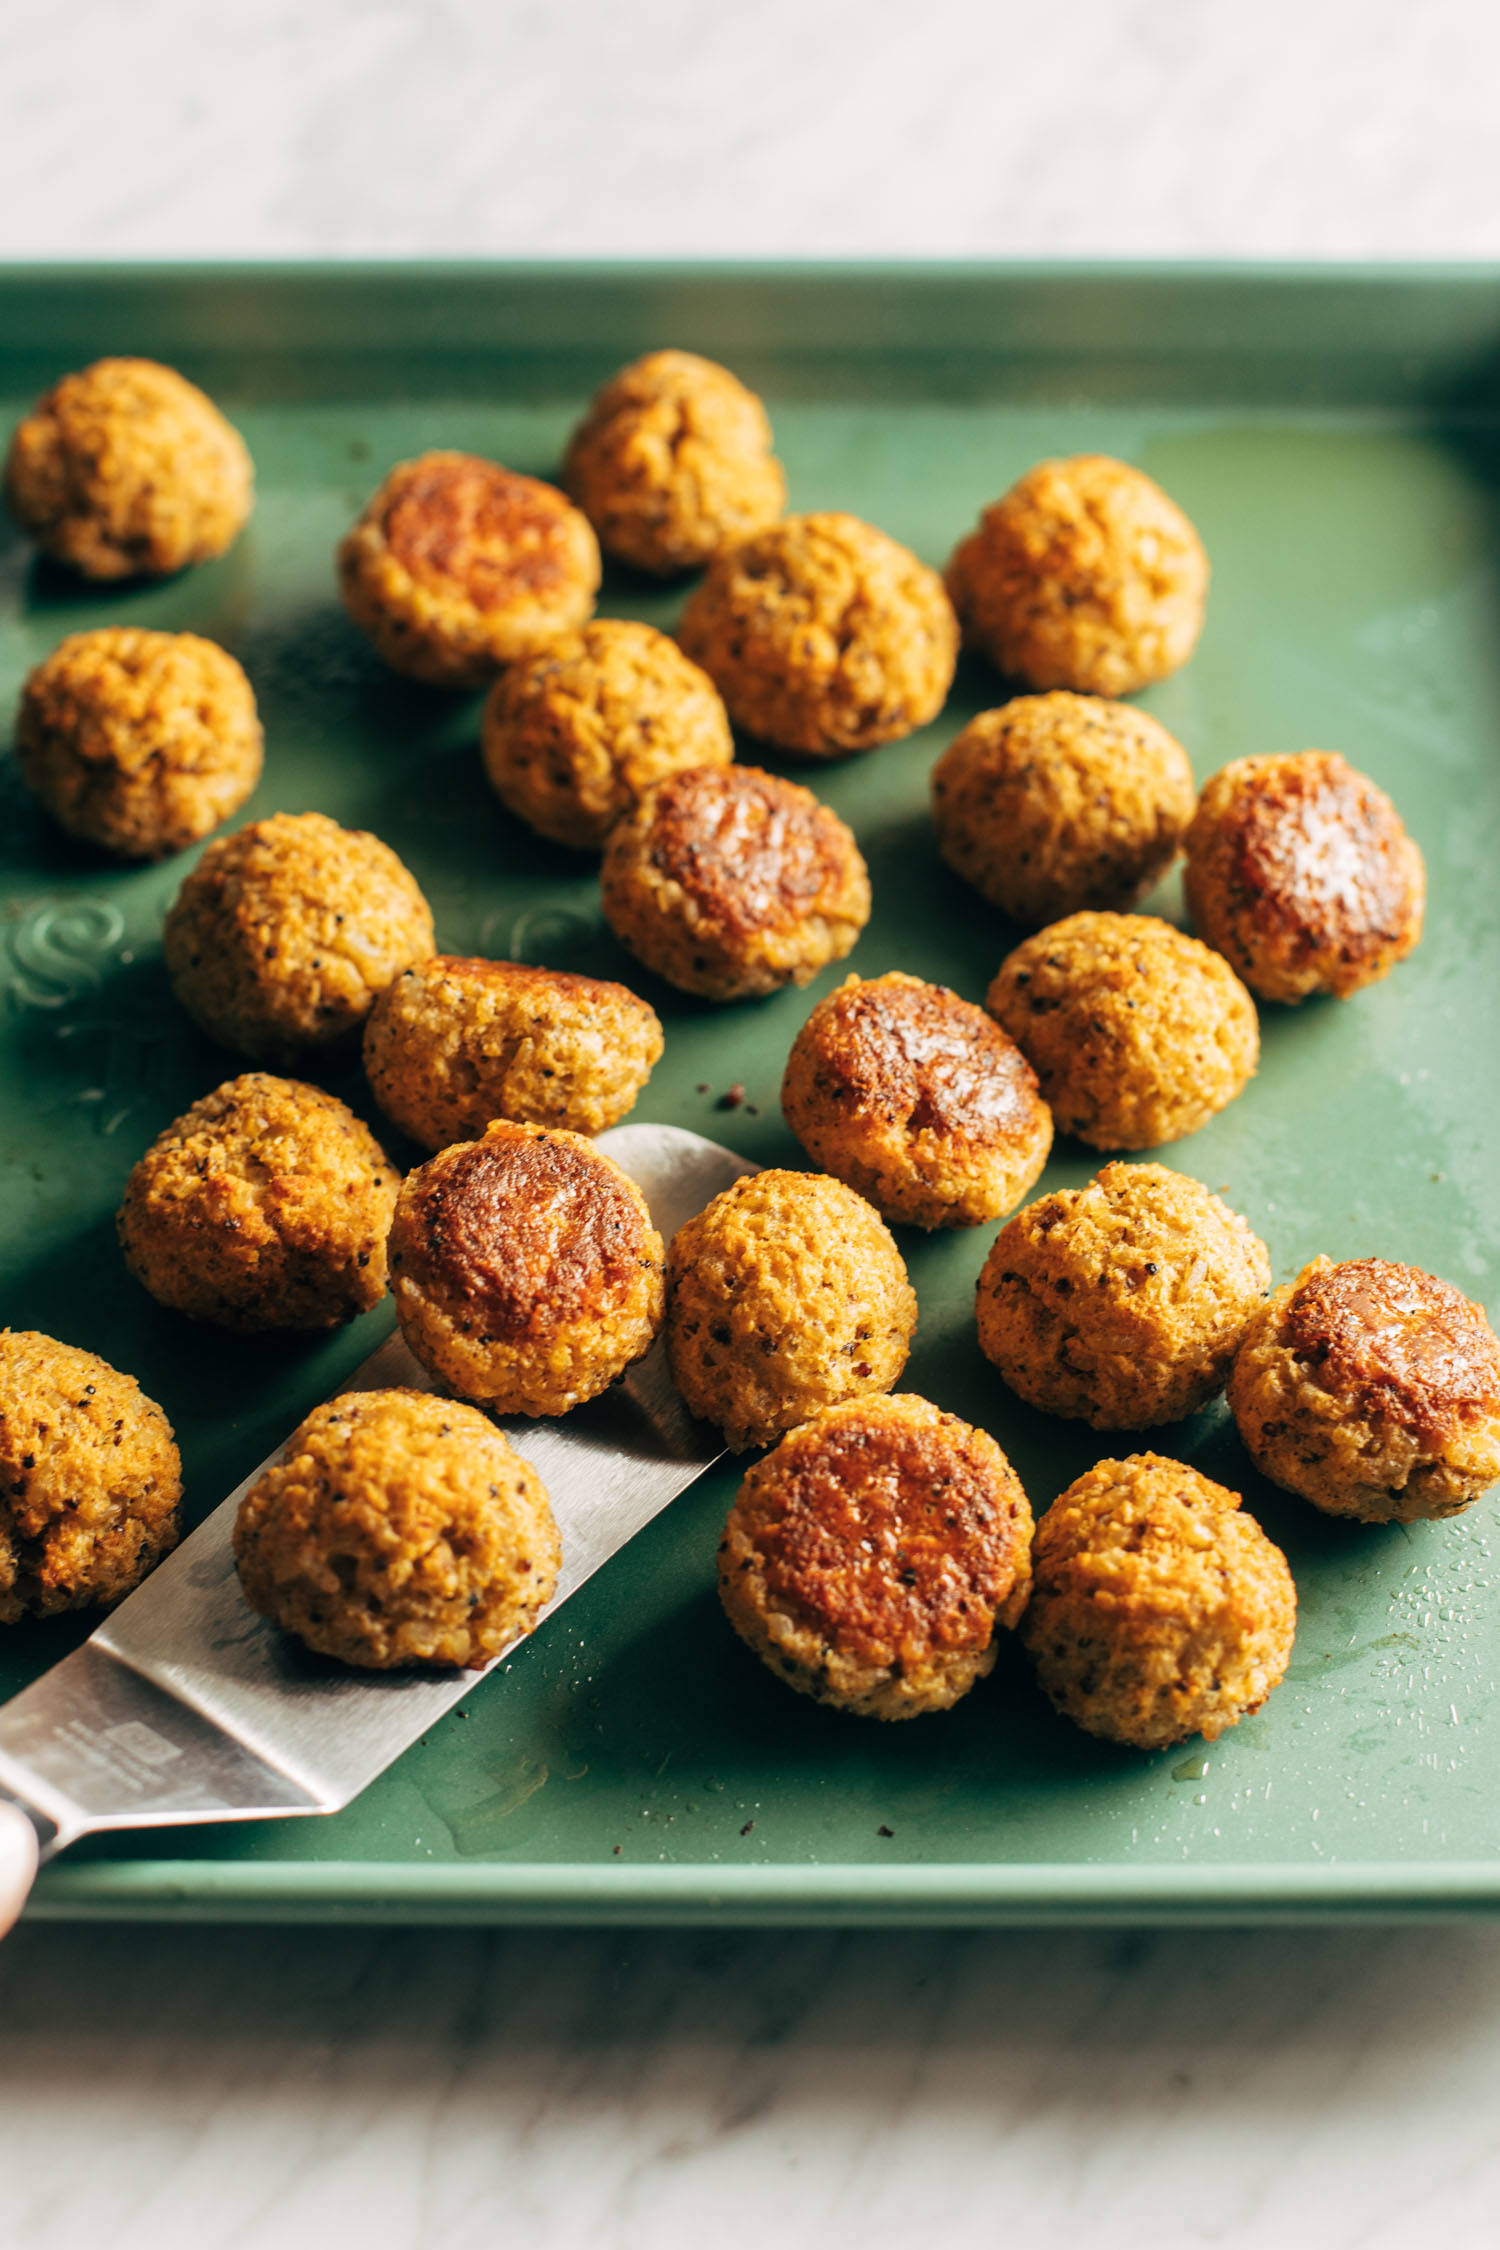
6, 2, 1500, 2244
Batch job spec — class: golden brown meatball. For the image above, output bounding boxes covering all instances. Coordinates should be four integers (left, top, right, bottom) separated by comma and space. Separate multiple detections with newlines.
947, 455, 1208, 697
976, 1163, 1270, 1428
1228, 1257, 1500, 1523
117, 1075, 400, 1333
1023, 1452, 1296, 1749
481, 618, 733, 849
388, 1120, 665, 1417
781, 972, 1053, 1229
3, 356, 252, 581
666, 1169, 917, 1451
16, 627, 263, 860
718, 1393, 1034, 1720
0, 1331, 181, 1622
1183, 752, 1426, 1003
931, 694, 1197, 928
363, 955, 663, 1149
562, 349, 785, 576
233, 1388, 560, 1669
163, 811, 436, 1061
678, 511, 958, 755
987, 912, 1258, 1150
338, 451, 600, 689
601, 762, 870, 1001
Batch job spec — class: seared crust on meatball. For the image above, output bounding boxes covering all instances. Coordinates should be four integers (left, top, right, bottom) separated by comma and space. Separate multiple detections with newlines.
1024, 1452, 1296, 1749
947, 455, 1208, 698
1184, 752, 1426, 1003
562, 349, 785, 576
677, 511, 958, 755
987, 912, 1258, 1150
481, 619, 733, 850
977, 1163, 1270, 1428
163, 811, 436, 1060
1228, 1257, 1500, 1523
718, 1393, 1034, 1719
781, 972, 1053, 1229
233, 1388, 560, 1669
666, 1169, 917, 1451
388, 1120, 665, 1416
0, 1331, 181, 1622
601, 762, 870, 1000
4, 356, 252, 581
931, 694, 1197, 928
338, 451, 600, 689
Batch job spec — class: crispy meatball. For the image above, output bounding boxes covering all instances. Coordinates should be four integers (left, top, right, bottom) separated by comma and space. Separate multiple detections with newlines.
117, 1075, 400, 1333
1183, 752, 1426, 1003
947, 455, 1208, 698
931, 694, 1197, 928
0, 1330, 181, 1622
977, 1163, 1270, 1428
987, 911, 1258, 1150
233, 1388, 560, 1669
666, 1169, 917, 1451
781, 972, 1053, 1229
163, 811, 436, 1060
1023, 1452, 1296, 1749
481, 618, 733, 850
718, 1393, 1034, 1719
363, 955, 663, 1149
678, 511, 958, 755
16, 627, 263, 859
338, 451, 600, 689
601, 762, 870, 1001
562, 349, 785, 576
3, 356, 252, 581
388, 1120, 665, 1417
1228, 1257, 1500, 1523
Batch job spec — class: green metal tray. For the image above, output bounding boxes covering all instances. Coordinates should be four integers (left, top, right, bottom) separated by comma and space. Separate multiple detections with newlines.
3, 262, 1499, 1924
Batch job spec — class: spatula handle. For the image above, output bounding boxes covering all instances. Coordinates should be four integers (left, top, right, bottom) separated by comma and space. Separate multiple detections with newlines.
0, 1797, 39, 1937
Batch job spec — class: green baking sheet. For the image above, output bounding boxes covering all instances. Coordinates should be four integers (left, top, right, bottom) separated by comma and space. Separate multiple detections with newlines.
2, 262, 1499, 1924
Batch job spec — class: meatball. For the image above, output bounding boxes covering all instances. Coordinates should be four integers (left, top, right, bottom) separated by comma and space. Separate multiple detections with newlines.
3, 356, 252, 581
946, 454, 1208, 698
481, 618, 733, 850
678, 511, 958, 755
666, 1168, 917, 1451
987, 911, 1258, 1150
388, 1120, 665, 1417
232, 1388, 560, 1669
16, 627, 263, 860
163, 811, 436, 1060
562, 349, 785, 576
1228, 1257, 1500, 1523
363, 955, 663, 1149
601, 763, 870, 1002
931, 694, 1197, 928
0, 1330, 181, 1623
338, 451, 600, 689
780, 972, 1053, 1229
976, 1162, 1270, 1428
1183, 751, 1426, 1003
117, 1075, 400, 1333
718, 1393, 1034, 1720
1023, 1452, 1296, 1750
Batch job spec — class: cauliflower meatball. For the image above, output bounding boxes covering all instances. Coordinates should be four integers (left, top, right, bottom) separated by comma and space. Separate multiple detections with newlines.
987, 911, 1258, 1150
233, 1388, 560, 1670
1228, 1257, 1500, 1523
718, 1393, 1034, 1720
0, 1331, 181, 1622
1024, 1452, 1296, 1749
781, 972, 1053, 1229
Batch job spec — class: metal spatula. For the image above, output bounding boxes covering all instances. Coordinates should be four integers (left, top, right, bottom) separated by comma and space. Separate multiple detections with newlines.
0, 1123, 753, 1929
